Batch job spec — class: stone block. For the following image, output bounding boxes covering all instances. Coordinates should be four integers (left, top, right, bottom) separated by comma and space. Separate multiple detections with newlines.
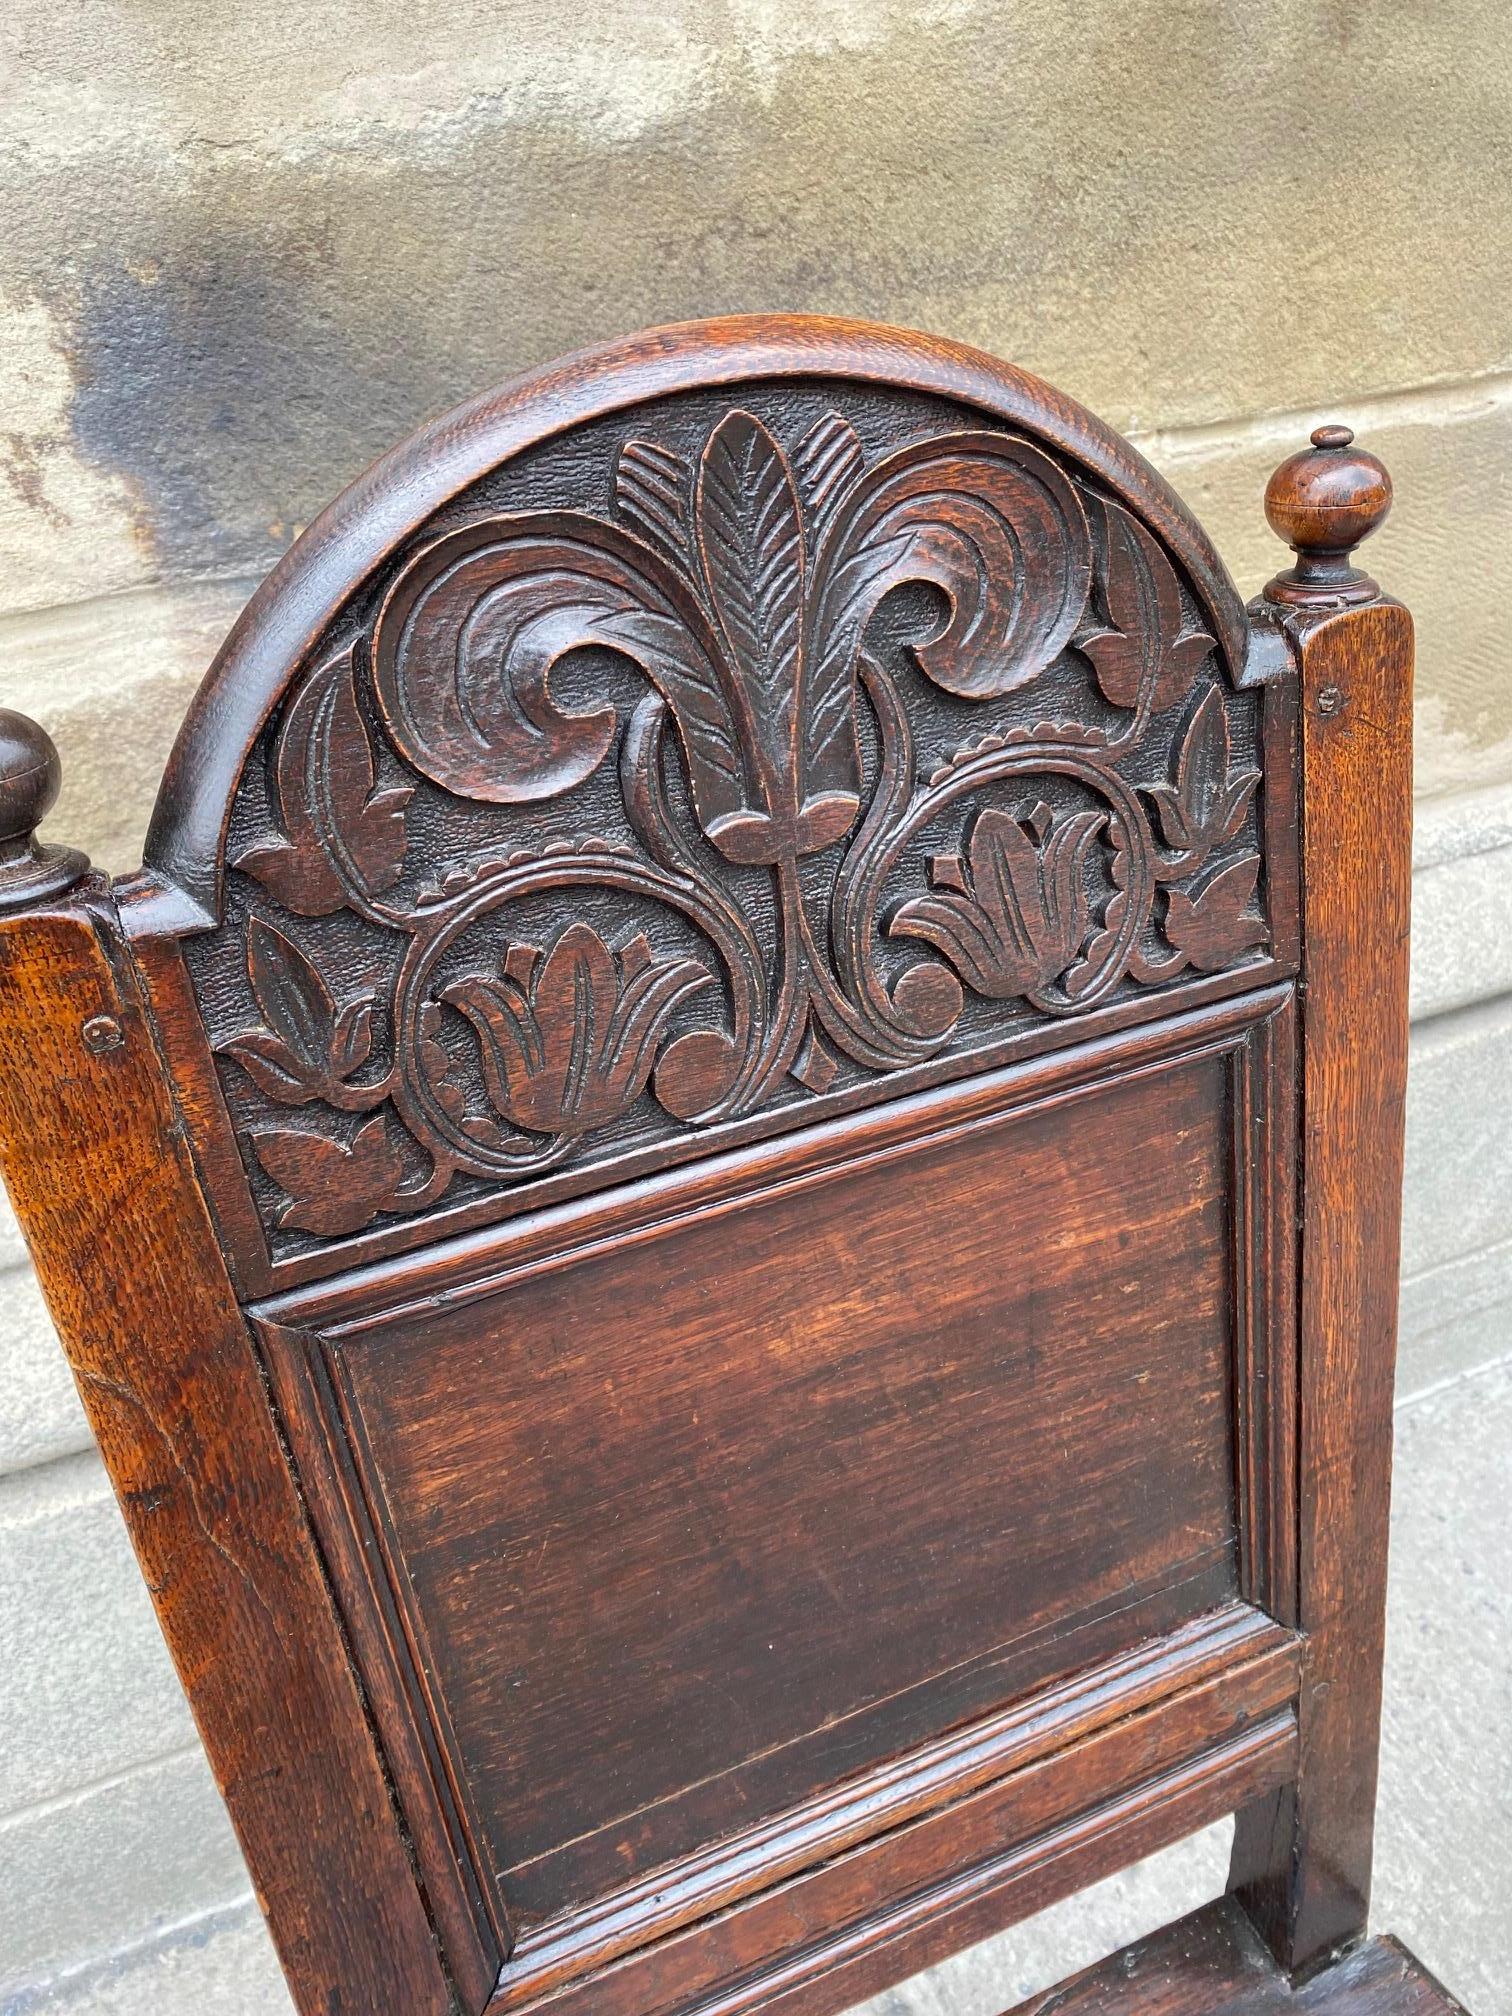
0, 289, 153, 617
1401, 997, 1512, 1287
0, 1453, 195, 1818
1410, 782, 1512, 1022
1396, 997, 1512, 1395
1398, 1241, 1512, 1403
0, 1746, 249, 1997
4, 0, 1512, 611
0, 1265, 90, 1478
1373, 1357, 1512, 2016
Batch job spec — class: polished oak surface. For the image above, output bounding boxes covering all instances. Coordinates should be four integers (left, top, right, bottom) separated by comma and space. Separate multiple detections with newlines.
1001, 1900, 1466, 2016
341, 1050, 1236, 1927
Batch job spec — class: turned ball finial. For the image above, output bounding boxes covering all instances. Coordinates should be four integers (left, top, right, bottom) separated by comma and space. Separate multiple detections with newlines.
0, 710, 88, 911
0, 710, 62, 849
1263, 424, 1392, 606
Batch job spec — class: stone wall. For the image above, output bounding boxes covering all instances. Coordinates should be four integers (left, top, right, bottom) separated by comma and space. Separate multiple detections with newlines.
3, 0, 1510, 1998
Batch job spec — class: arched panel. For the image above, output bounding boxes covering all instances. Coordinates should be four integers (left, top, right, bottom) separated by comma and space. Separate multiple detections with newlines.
142, 317, 1284, 1278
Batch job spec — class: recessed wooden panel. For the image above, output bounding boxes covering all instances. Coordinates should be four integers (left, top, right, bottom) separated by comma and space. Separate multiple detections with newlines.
325, 1045, 1239, 1936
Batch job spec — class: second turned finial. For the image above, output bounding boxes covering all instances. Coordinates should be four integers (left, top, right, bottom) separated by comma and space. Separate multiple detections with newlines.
1263, 424, 1393, 607
0, 711, 88, 913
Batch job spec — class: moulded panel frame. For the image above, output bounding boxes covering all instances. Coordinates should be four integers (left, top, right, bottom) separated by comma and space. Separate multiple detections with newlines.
254, 981, 1301, 2015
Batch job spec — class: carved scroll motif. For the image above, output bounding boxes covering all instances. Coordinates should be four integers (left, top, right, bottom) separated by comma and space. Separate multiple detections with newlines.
209, 403, 1268, 1247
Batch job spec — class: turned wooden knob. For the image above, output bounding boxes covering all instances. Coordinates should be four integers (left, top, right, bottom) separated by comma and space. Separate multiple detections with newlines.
1263, 425, 1392, 606
0, 709, 88, 911
0, 710, 63, 855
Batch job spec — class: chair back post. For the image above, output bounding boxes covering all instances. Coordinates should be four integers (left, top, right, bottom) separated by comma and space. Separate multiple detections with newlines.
0, 715, 457, 2014
1230, 427, 1414, 1975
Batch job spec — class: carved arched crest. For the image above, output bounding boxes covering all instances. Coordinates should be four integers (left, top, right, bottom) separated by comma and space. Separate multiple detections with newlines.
146, 321, 1276, 1263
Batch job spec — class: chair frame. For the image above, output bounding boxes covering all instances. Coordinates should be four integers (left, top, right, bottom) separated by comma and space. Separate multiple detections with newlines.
0, 317, 1450, 2016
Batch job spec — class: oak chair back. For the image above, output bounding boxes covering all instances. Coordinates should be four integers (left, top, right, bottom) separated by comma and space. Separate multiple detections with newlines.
0, 319, 1426, 2016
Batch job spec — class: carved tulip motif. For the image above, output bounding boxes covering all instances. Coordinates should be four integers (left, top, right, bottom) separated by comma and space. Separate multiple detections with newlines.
891, 803, 1106, 1000
442, 924, 712, 1136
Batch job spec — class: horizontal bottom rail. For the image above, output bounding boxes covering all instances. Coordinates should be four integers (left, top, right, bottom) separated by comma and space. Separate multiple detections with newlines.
1001, 1897, 1468, 2016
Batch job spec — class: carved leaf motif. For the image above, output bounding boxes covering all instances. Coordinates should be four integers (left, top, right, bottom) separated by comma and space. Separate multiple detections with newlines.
235, 647, 411, 915
443, 923, 711, 1135
369, 415, 1099, 868
891, 803, 1106, 999
249, 917, 341, 1065
794, 413, 865, 520
220, 917, 376, 1106
592, 600, 749, 825
616, 439, 694, 572
1147, 686, 1260, 857
209, 401, 1274, 1257
1079, 499, 1214, 715
698, 410, 804, 714
248, 1116, 409, 1234
695, 409, 860, 860
811, 432, 1092, 704
1161, 853, 1268, 972
373, 517, 749, 832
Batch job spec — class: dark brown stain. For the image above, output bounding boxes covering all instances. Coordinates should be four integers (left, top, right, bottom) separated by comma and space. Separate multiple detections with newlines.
1, 429, 69, 532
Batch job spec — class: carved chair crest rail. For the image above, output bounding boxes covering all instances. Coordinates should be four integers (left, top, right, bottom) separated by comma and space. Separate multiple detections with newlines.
0, 316, 1463, 2016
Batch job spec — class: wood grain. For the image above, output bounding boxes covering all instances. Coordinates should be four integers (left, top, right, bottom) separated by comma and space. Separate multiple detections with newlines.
1230, 598, 1414, 1970
497, 1607, 1294, 2003
319, 1047, 1239, 1928
0, 893, 453, 2015
1002, 1897, 1466, 2016
510, 1667, 1297, 2015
